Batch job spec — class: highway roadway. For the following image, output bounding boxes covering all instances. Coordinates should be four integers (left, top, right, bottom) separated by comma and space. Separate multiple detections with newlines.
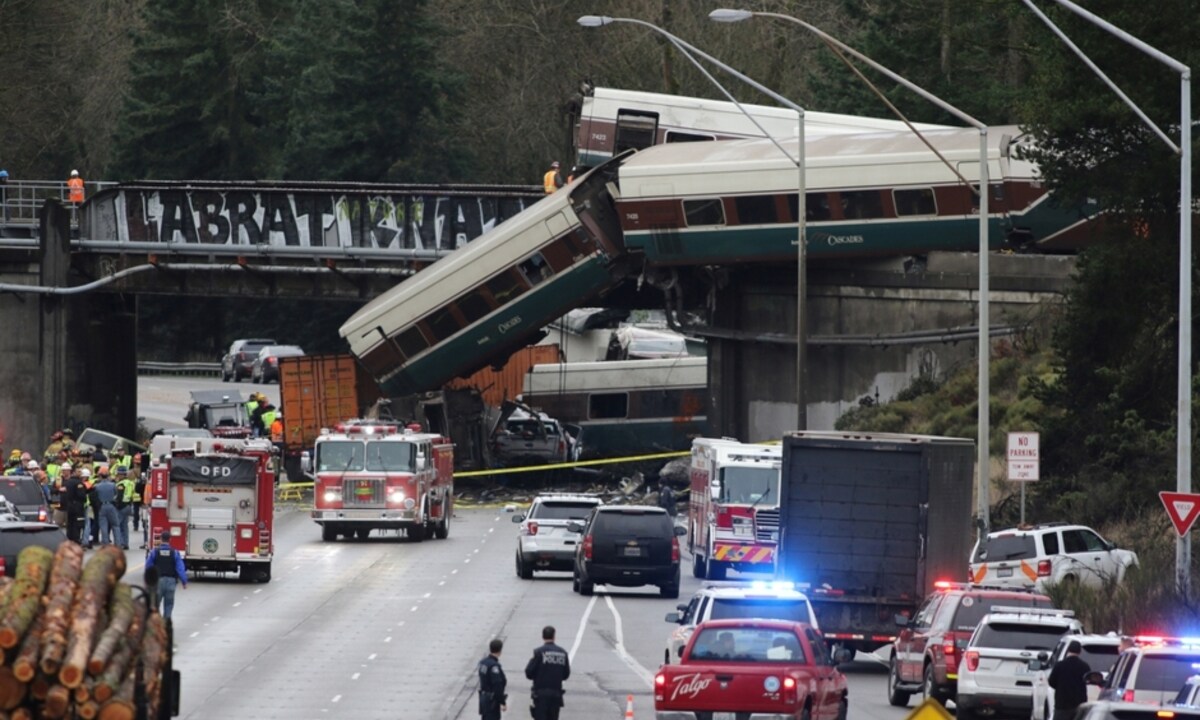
136, 375, 933, 720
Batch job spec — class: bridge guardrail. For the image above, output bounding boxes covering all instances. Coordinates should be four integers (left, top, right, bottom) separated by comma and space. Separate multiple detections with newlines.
137, 361, 221, 377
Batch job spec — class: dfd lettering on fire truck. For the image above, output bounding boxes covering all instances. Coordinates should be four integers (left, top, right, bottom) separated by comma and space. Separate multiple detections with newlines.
148, 436, 276, 583
688, 438, 782, 581
308, 420, 454, 542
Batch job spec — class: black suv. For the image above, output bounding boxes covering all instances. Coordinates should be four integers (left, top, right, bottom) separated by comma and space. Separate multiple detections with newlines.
0, 520, 65, 576
0, 476, 51, 523
569, 505, 685, 599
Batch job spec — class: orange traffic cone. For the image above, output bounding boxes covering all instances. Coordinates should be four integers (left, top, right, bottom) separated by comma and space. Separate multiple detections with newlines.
624, 694, 634, 719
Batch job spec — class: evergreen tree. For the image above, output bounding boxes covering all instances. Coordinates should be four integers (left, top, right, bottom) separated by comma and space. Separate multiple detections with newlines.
111, 1, 272, 179
268, 0, 464, 182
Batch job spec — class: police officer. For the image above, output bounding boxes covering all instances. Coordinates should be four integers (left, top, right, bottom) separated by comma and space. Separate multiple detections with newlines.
525, 626, 570, 720
144, 530, 188, 619
477, 638, 507, 720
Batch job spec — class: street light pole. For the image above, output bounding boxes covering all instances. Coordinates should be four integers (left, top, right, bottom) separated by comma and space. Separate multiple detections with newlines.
1022, 0, 1192, 592
711, 8, 993, 532
577, 14, 809, 430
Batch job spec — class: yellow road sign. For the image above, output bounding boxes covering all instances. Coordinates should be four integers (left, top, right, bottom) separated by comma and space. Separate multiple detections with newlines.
904, 698, 953, 720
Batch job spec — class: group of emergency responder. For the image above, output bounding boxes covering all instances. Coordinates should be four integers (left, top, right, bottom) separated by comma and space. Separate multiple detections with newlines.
245, 392, 283, 442
4, 427, 148, 549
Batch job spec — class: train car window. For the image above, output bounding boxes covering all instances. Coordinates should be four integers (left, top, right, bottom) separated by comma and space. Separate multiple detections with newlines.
683, 199, 725, 227
588, 393, 629, 420
615, 110, 659, 153
396, 326, 430, 359
840, 191, 884, 220
517, 253, 553, 286
636, 389, 706, 419
787, 193, 833, 221
540, 240, 575, 273
426, 306, 463, 342
486, 271, 526, 304
893, 188, 937, 216
665, 130, 714, 143
360, 341, 406, 376
458, 292, 493, 324
733, 195, 779, 225
561, 229, 593, 260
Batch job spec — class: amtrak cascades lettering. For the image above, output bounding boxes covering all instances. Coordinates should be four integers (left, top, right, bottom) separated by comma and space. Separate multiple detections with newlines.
815, 233, 866, 246
101, 190, 535, 251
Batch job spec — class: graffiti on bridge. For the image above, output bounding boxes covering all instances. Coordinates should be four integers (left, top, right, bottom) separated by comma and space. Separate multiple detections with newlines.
89, 189, 536, 251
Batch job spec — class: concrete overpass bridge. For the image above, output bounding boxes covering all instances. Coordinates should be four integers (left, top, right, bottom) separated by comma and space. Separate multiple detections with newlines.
0, 180, 1074, 455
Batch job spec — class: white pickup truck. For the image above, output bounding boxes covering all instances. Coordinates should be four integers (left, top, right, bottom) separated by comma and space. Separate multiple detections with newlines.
491, 406, 572, 467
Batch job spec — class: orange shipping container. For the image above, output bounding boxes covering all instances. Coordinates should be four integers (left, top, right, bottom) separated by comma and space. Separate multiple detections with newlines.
279, 354, 381, 454
445, 345, 560, 407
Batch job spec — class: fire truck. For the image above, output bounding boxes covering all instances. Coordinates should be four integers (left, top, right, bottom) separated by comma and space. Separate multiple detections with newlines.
147, 436, 276, 583
688, 438, 782, 581
306, 420, 454, 542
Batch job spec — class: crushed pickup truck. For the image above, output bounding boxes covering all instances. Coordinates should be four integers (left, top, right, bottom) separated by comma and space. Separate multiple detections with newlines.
490, 401, 573, 468
654, 619, 848, 720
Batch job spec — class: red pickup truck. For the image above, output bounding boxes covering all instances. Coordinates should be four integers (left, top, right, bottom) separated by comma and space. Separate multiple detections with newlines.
654, 619, 849, 720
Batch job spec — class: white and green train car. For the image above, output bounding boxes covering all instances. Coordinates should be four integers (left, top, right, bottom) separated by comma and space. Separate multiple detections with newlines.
521, 357, 708, 460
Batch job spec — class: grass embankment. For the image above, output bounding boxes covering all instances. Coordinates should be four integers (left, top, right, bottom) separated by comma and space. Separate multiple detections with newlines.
834, 325, 1198, 632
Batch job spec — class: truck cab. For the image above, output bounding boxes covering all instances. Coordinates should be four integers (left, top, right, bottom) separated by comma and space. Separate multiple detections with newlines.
655, 619, 849, 720
308, 420, 454, 542
688, 438, 782, 580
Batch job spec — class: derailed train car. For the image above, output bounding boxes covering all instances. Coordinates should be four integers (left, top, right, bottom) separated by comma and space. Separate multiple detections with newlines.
341, 124, 1095, 399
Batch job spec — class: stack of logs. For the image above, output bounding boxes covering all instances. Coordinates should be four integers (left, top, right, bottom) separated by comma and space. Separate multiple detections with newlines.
0, 543, 168, 720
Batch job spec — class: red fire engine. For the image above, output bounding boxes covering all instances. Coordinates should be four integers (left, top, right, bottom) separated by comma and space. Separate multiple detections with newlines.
688, 438, 782, 580
147, 436, 275, 583
307, 420, 454, 542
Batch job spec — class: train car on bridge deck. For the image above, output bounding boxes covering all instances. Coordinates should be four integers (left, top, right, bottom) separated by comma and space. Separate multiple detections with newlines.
615, 126, 1095, 264
339, 154, 630, 398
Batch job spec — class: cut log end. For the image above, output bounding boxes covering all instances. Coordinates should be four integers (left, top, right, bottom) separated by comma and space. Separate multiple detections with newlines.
57, 663, 83, 689
42, 685, 70, 719
0, 668, 26, 711
96, 699, 135, 720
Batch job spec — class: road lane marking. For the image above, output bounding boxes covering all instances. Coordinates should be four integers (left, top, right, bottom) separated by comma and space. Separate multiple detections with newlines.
604, 596, 655, 689
452, 569, 458, 575
423, 592, 431, 598
368, 653, 377, 660
385, 637, 392, 643
438, 581, 446, 586
473, 548, 480, 554
411, 606, 419, 612
331, 695, 341, 703
211, 616, 220, 622
190, 632, 199, 638
254, 589, 263, 594
464, 558, 471, 564
351, 673, 360, 680
233, 602, 241, 607
569, 595, 597, 661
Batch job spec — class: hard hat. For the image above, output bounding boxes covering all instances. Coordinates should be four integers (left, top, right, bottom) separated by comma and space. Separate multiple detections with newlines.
0, 170, 8, 178
8, 450, 19, 459
79, 468, 91, 478
26, 461, 38, 470
61, 462, 72, 469
551, 161, 560, 168
62, 428, 74, 436
70, 170, 79, 177
97, 465, 109, 476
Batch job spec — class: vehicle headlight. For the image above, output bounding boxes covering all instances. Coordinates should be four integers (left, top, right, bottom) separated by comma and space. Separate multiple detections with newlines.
389, 490, 405, 503
323, 490, 341, 503
732, 516, 753, 537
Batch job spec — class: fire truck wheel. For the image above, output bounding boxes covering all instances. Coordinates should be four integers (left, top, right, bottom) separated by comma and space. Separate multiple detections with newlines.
705, 557, 727, 581
692, 553, 705, 579
321, 524, 337, 542
435, 518, 449, 540
356, 529, 370, 540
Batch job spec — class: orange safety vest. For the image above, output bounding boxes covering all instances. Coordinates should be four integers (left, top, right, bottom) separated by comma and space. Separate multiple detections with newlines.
67, 177, 84, 204
270, 419, 284, 442
543, 169, 560, 195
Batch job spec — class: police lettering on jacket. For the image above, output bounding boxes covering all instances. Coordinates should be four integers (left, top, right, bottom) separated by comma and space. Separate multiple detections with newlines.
525, 643, 570, 694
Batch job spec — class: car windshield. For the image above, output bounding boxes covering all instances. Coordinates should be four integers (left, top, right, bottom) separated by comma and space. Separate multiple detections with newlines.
364, 442, 414, 472
718, 466, 778, 505
317, 441, 365, 472
532, 502, 597, 521
709, 598, 811, 624
973, 623, 1070, 650
690, 627, 807, 663
0, 480, 44, 506
1132, 654, 1200, 692
1077, 644, 1119, 672
975, 535, 1037, 562
76, 429, 115, 452
952, 596, 1053, 630
203, 405, 248, 427
593, 511, 671, 536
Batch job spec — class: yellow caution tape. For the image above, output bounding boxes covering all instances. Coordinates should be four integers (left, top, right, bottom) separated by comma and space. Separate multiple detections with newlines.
455, 450, 689, 478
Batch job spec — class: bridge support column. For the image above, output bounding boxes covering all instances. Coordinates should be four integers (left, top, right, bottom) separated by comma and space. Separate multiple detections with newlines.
0, 200, 138, 457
